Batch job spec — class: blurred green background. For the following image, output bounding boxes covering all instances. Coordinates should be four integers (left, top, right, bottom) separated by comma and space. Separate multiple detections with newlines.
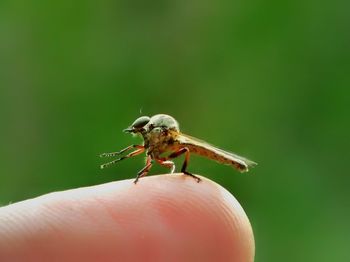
1, 0, 349, 261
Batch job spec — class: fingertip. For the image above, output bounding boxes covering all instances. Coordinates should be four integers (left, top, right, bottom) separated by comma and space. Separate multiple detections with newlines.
86, 174, 255, 261
137, 174, 255, 261
0, 174, 255, 262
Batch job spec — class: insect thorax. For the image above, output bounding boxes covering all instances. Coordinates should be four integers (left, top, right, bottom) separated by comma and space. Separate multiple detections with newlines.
143, 127, 178, 156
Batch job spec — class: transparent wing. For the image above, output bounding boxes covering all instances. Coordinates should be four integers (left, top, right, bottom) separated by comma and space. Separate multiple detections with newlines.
176, 133, 257, 172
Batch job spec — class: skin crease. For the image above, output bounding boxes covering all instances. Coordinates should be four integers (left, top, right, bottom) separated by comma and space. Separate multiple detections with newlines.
0, 174, 255, 262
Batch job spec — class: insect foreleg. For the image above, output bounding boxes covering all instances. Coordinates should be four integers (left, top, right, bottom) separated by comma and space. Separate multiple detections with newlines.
100, 148, 145, 169
134, 155, 153, 184
100, 145, 144, 157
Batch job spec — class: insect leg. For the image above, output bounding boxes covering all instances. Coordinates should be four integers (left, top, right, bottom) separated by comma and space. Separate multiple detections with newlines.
100, 145, 144, 157
134, 155, 153, 184
100, 148, 145, 169
168, 147, 201, 183
156, 159, 175, 173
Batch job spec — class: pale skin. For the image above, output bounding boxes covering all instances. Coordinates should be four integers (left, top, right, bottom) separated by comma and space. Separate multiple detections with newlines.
0, 175, 255, 262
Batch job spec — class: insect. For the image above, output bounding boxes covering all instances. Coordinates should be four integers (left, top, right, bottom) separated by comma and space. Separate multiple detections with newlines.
100, 114, 256, 184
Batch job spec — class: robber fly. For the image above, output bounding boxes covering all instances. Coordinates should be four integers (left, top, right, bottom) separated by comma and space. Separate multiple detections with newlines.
100, 114, 256, 184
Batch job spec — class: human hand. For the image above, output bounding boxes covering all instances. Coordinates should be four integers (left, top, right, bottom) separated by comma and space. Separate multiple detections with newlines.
0, 174, 254, 262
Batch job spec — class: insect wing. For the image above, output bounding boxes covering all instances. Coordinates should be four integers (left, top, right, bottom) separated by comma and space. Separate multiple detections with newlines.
176, 133, 257, 171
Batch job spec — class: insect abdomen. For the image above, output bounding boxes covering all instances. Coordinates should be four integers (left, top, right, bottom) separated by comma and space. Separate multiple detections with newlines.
184, 144, 249, 172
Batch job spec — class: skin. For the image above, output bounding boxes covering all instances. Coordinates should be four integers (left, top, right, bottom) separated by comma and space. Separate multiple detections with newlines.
0, 174, 255, 262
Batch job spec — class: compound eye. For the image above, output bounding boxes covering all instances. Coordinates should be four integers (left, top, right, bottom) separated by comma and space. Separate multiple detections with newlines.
132, 116, 150, 128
